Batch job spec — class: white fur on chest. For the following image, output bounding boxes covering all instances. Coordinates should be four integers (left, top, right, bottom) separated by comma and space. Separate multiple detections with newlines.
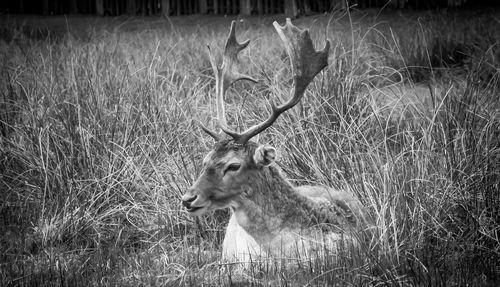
222, 213, 263, 262
222, 212, 354, 262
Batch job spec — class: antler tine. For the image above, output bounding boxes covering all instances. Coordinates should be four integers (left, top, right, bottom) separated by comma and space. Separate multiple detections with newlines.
199, 121, 222, 141
201, 20, 258, 141
227, 18, 330, 144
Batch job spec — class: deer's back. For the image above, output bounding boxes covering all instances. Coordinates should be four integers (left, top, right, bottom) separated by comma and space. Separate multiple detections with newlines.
295, 185, 366, 226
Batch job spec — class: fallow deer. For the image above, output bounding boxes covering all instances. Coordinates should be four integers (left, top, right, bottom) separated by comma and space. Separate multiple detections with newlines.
182, 19, 366, 262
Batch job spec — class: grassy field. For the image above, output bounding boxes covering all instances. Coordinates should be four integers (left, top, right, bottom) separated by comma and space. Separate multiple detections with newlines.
1, 8, 500, 286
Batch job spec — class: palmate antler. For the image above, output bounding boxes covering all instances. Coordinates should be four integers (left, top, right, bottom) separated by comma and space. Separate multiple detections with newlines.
200, 21, 258, 141
201, 19, 330, 144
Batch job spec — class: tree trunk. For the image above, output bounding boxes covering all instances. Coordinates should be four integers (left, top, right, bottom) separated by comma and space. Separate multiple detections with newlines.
96, 0, 104, 15
70, 0, 78, 13
333, 0, 346, 9
18, 0, 24, 13
127, 0, 136, 14
187, 0, 193, 14
141, 0, 147, 15
43, 0, 49, 14
304, 0, 312, 15
240, 0, 251, 15
257, 0, 263, 14
284, 0, 298, 18
199, 0, 207, 13
214, 0, 219, 14
161, 0, 170, 15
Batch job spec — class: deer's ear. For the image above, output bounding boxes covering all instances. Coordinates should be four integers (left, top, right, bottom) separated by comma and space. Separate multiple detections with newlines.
253, 145, 276, 166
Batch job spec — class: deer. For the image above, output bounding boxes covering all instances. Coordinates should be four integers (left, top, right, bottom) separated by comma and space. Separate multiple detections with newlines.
181, 19, 367, 262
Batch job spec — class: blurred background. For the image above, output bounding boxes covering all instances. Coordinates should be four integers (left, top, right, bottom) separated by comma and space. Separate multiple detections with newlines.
1, 0, 500, 16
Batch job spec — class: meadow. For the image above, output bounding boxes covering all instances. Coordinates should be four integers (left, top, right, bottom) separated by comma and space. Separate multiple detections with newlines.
1, 8, 499, 286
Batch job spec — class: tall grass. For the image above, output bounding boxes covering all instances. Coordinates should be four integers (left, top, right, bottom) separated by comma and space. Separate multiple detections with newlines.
1, 10, 499, 286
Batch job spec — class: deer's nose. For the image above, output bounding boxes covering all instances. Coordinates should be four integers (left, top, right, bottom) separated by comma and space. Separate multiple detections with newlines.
182, 194, 197, 208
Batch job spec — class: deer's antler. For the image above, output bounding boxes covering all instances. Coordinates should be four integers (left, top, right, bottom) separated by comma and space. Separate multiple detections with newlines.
202, 19, 329, 144
219, 18, 330, 144
200, 21, 258, 141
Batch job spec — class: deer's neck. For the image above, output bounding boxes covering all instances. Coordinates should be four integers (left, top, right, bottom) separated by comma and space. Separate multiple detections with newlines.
232, 165, 338, 245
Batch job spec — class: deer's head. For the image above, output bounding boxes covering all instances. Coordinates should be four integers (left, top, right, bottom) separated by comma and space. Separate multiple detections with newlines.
181, 19, 330, 215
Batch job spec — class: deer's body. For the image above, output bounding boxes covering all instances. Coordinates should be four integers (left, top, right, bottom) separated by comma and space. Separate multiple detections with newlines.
181, 19, 367, 262
223, 181, 364, 261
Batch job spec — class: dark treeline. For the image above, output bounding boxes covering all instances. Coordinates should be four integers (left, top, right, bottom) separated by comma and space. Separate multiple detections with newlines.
0, 0, 497, 16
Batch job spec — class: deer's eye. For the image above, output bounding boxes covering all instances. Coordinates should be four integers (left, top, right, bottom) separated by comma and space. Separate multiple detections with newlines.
224, 163, 241, 174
